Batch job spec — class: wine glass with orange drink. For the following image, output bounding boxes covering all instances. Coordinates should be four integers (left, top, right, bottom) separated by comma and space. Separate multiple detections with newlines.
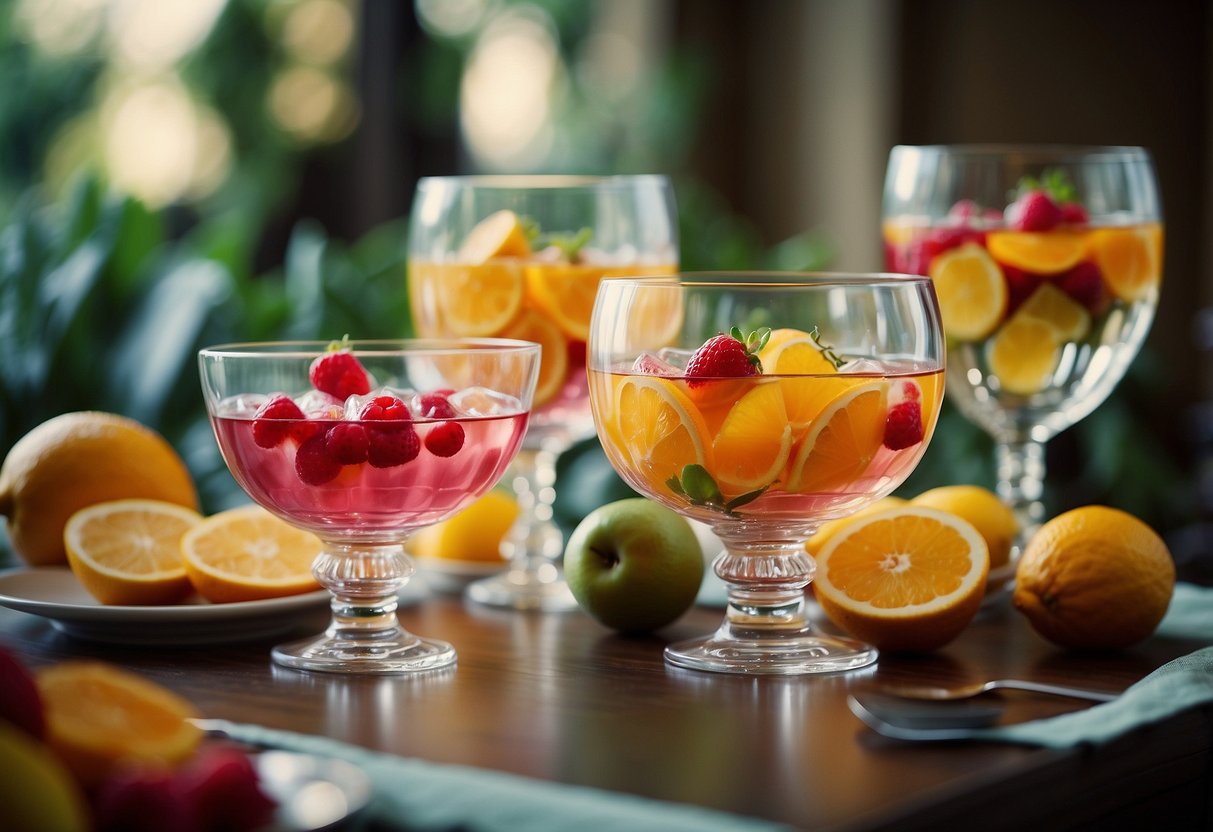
409, 176, 677, 610
588, 274, 946, 674
883, 146, 1163, 586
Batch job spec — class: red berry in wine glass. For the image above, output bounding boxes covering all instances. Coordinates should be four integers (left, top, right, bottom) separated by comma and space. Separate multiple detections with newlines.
326, 422, 369, 464
883, 400, 924, 450
295, 432, 342, 485
1007, 190, 1062, 232
425, 421, 465, 457
309, 348, 371, 400
419, 392, 457, 419
252, 395, 305, 449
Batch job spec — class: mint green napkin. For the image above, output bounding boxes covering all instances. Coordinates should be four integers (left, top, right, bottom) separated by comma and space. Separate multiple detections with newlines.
221, 722, 788, 832
972, 645, 1213, 748
1156, 582, 1213, 641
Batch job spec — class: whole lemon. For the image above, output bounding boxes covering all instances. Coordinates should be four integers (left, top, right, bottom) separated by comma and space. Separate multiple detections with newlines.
0, 412, 198, 566
1013, 506, 1175, 650
911, 485, 1018, 590
409, 490, 520, 563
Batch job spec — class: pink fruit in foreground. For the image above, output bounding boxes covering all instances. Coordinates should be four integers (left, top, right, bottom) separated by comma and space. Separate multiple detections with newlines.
0, 646, 45, 740
179, 746, 277, 832
93, 767, 200, 832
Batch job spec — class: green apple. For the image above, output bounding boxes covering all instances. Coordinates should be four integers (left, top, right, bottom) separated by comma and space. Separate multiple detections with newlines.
563, 498, 705, 633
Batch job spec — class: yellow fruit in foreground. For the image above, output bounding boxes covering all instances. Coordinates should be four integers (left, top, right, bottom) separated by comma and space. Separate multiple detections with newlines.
910, 485, 1018, 590
37, 662, 202, 785
1013, 506, 1175, 650
64, 499, 202, 606
0, 721, 89, 832
410, 491, 520, 563
813, 507, 989, 652
0, 412, 198, 566
805, 496, 907, 557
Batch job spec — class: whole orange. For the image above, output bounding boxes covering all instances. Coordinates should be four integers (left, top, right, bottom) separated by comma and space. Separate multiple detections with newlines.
1013, 506, 1174, 649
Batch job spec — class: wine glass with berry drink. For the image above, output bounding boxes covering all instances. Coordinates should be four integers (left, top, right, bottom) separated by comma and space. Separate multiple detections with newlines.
409, 175, 678, 610
198, 339, 540, 673
883, 146, 1162, 580
589, 274, 945, 674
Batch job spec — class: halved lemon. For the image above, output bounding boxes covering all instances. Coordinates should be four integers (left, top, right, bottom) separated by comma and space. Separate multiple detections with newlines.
63, 499, 202, 606
928, 242, 1008, 341
786, 381, 888, 494
434, 262, 526, 336
613, 376, 711, 495
524, 262, 605, 341
1015, 282, 1091, 341
500, 308, 569, 406
180, 505, 321, 603
711, 382, 793, 493
813, 506, 989, 652
986, 230, 1086, 275
1088, 224, 1163, 302
458, 209, 532, 261
986, 316, 1061, 396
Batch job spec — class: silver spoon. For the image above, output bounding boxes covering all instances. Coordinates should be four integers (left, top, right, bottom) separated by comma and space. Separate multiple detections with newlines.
847, 693, 1002, 741
878, 678, 1118, 703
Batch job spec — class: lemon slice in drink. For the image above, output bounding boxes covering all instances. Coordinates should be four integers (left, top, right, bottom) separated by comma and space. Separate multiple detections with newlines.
1088, 225, 1163, 302
928, 242, 1008, 341
458, 209, 532, 261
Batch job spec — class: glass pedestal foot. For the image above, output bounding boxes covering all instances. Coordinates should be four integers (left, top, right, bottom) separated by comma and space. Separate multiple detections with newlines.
665, 622, 877, 675
272, 631, 456, 674
465, 566, 578, 611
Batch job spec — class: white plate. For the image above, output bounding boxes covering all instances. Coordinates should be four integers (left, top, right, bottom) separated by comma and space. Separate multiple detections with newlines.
413, 556, 506, 594
0, 567, 345, 645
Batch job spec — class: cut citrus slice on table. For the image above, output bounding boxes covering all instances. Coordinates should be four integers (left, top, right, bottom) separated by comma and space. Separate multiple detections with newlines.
804, 495, 907, 557
986, 316, 1061, 395
986, 230, 1086, 274
1015, 282, 1091, 340
500, 308, 569, 406
1088, 225, 1163, 302
180, 505, 322, 603
757, 328, 849, 430
434, 262, 526, 336
786, 382, 887, 494
37, 662, 202, 784
458, 209, 532, 261
63, 499, 202, 606
524, 262, 606, 341
711, 382, 792, 492
613, 376, 711, 494
928, 242, 1008, 341
813, 506, 989, 652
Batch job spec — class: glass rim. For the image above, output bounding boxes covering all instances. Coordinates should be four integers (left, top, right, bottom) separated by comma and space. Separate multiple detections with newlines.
413, 173, 672, 191
889, 143, 1152, 162
198, 338, 542, 358
599, 271, 934, 289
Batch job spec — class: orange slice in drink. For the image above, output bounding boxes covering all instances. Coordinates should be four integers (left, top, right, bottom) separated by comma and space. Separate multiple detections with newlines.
757, 328, 849, 430
613, 376, 711, 495
1088, 225, 1163, 302
458, 209, 532, 261
500, 308, 569, 406
1016, 282, 1091, 341
63, 499, 202, 606
524, 262, 605, 341
434, 262, 526, 337
711, 382, 793, 493
986, 315, 1061, 395
986, 230, 1086, 274
786, 381, 887, 494
180, 505, 322, 603
812, 506, 989, 652
928, 242, 1008, 341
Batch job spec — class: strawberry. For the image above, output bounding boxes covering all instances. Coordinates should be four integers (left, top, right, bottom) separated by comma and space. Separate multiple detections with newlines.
425, 421, 465, 457
1055, 261, 1107, 314
883, 400, 924, 450
1002, 265, 1040, 316
252, 395, 306, 448
418, 392, 457, 419
325, 422, 369, 465
1059, 202, 1089, 225
685, 327, 769, 388
360, 395, 420, 468
1007, 190, 1062, 232
295, 433, 342, 485
309, 346, 371, 400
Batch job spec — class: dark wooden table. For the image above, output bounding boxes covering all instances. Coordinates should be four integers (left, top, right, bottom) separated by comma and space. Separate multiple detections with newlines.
1, 587, 1209, 831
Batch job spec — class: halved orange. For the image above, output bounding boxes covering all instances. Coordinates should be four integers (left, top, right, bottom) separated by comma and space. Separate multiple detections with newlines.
928, 242, 1008, 341
63, 499, 202, 606
180, 505, 321, 603
986, 230, 1086, 274
434, 262, 526, 336
711, 382, 793, 492
1088, 224, 1163, 302
613, 376, 711, 495
37, 662, 202, 784
1015, 282, 1091, 341
813, 506, 989, 651
757, 328, 849, 430
500, 308, 569, 406
458, 209, 532, 261
786, 381, 887, 494
524, 262, 606, 341
804, 495, 907, 557
986, 316, 1061, 396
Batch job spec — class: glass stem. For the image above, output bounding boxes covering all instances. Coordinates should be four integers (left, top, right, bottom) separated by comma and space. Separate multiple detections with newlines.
500, 447, 565, 574
312, 543, 412, 643
714, 540, 816, 633
995, 439, 1047, 547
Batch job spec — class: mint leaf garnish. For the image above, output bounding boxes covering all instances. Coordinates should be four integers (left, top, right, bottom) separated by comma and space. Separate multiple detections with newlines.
668, 464, 772, 517
809, 326, 845, 369
541, 227, 593, 262
1017, 169, 1078, 204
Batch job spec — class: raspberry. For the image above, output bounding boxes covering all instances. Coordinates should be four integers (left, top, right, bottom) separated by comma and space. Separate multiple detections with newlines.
1055, 261, 1106, 314
295, 432, 342, 485
883, 400, 924, 450
367, 425, 420, 468
326, 422, 369, 464
360, 395, 412, 424
1059, 202, 1089, 225
418, 392, 457, 419
685, 328, 767, 388
252, 395, 305, 448
425, 421, 465, 457
1002, 265, 1040, 316
1007, 190, 1061, 232
309, 348, 371, 400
